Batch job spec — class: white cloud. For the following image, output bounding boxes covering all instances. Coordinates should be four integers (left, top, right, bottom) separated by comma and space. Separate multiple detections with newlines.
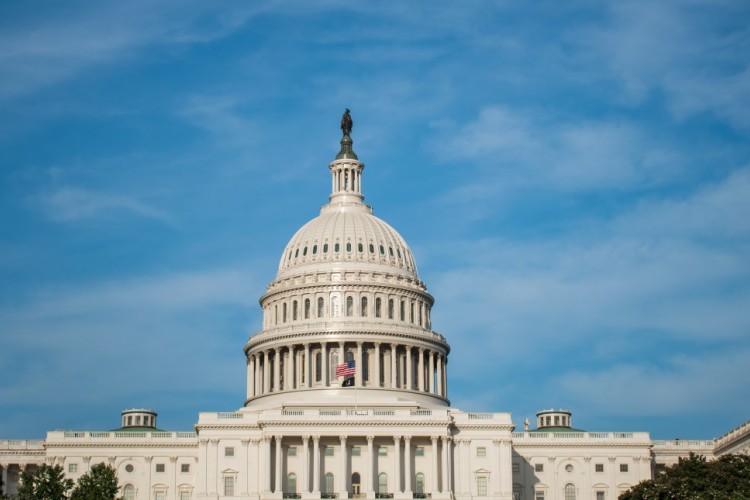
35, 187, 175, 225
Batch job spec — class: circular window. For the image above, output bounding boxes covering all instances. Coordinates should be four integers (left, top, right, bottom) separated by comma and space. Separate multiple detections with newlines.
565, 464, 573, 472
125, 464, 134, 473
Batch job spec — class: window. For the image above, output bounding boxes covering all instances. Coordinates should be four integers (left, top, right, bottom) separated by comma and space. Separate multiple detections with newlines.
388, 299, 394, 319
512, 463, 520, 473
325, 473, 335, 494
477, 476, 487, 496
564, 484, 576, 500
318, 297, 324, 317
595, 463, 604, 472
346, 296, 353, 316
304, 299, 310, 319
378, 473, 388, 495
287, 447, 297, 457
620, 464, 628, 473
293, 301, 298, 320
380, 245, 385, 255
375, 298, 382, 318
476, 447, 486, 457
123, 485, 135, 500
415, 473, 425, 494
351, 447, 361, 457
335, 243, 340, 252
535, 463, 544, 472
325, 446, 334, 456
224, 477, 235, 496
180, 492, 191, 500
358, 243, 364, 252
565, 464, 574, 472
415, 446, 425, 457
225, 447, 235, 457
361, 297, 368, 316
535, 492, 545, 500
283, 303, 287, 322
346, 242, 352, 252
313, 245, 318, 255
155, 492, 165, 500
287, 473, 297, 494
378, 446, 388, 456
369, 243, 375, 253
155, 463, 166, 473
125, 464, 134, 473
303, 247, 307, 256
181, 463, 190, 473
596, 492, 605, 500
69, 463, 78, 473
400, 301, 405, 321
331, 295, 340, 317
513, 492, 521, 500
323, 243, 328, 253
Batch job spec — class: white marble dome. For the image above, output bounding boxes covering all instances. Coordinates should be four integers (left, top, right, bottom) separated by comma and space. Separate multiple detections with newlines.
276, 208, 419, 280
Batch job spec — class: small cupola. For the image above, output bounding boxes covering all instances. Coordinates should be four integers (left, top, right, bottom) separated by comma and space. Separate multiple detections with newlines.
121, 408, 158, 429
536, 409, 573, 429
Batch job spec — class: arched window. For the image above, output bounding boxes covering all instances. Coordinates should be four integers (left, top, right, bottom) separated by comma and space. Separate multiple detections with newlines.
375, 298, 382, 318
331, 295, 340, 317
378, 473, 388, 495
415, 473, 425, 494
293, 300, 298, 321
317, 297, 324, 318
361, 297, 368, 317
410, 302, 414, 323
346, 296, 354, 316
304, 299, 311, 319
418, 303, 423, 326
351, 472, 361, 496
388, 299, 394, 319
286, 473, 297, 494
400, 301, 405, 321
283, 303, 288, 323
325, 473, 335, 494
564, 484, 576, 500
275, 305, 278, 325
123, 485, 135, 500
331, 350, 339, 377
315, 352, 322, 382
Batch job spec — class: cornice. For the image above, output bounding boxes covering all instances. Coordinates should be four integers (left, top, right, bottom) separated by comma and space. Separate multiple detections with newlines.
43, 442, 198, 449
262, 279, 433, 305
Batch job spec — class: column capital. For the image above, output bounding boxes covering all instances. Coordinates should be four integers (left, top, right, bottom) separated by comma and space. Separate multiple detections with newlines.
441, 435, 451, 443
357, 341, 363, 346
405, 345, 412, 352
313, 435, 321, 443
209, 439, 220, 445
374, 342, 381, 347
340, 435, 348, 443
241, 439, 250, 445
419, 347, 425, 353
304, 342, 311, 348
170, 456, 178, 463
403, 435, 412, 443
583, 456, 592, 463
302, 435, 310, 442
366, 435, 375, 442
431, 435, 439, 442
83, 456, 91, 463
144, 456, 153, 463
393, 435, 402, 442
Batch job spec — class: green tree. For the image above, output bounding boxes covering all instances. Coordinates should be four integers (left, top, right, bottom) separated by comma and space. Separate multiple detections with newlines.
70, 462, 121, 500
17, 463, 73, 500
620, 453, 750, 500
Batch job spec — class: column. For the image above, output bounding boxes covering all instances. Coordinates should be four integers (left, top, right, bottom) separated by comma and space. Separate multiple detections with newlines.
418, 348, 425, 391
255, 354, 261, 396
429, 351, 435, 394
441, 437, 449, 493
406, 346, 413, 390
209, 440, 218, 494
438, 355, 445, 397
247, 357, 254, 399
404, 436, 412, 494
367, 436, 375, 497
313, 436, 321, 494
1, 463, 8, 496
275, 436, 283, 493
356, 342, 363, 387
443, 358, 448, 398
274, 348, 281, 392
339, 436, 348, 497
198, 440, 208, 494
287, 346, 295, 390
263, 350, 271, 394
339, 341, 346, 384
390, 344, 398, 388
302, 436, 310, 494
304, 344, 311, 387
322, 342, 328, 387
263, 437, 272, 492
430, 436, 439, 495
374, 343, 381, 387
394, 436, 402, 494
170, 456, 178, 498
249, 438, 261, 494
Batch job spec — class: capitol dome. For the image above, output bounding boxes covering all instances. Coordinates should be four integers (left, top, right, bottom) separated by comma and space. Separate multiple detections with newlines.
244, 114, 449, 409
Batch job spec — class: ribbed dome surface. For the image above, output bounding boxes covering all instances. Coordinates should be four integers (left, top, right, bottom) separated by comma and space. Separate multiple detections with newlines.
277, 208, 419, 279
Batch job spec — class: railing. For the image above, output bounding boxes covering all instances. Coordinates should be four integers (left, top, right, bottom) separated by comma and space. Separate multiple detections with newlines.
513, 431, 648, 440
411, 410, 432, 416
468, 413, 494, 420
0, 439, 44, 449
57, 431, 196, 440
217, 412, 245, 419
283, 494, 302, 499
372, 410, 395, 416
375, 494, 394, 499
321, 494, 338, 499
652, 440, 715, 447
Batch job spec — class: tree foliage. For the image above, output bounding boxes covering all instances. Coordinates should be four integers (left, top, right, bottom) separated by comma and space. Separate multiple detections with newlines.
620, 453, 750, 500
17, 464, 73, 500
70, 462, 121, 500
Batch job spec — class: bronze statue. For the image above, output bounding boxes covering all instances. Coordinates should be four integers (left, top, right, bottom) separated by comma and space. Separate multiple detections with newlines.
340, 108, 353, 137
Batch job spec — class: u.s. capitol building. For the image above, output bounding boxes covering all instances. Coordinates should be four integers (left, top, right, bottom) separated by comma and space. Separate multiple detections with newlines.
2, 115, 748, 500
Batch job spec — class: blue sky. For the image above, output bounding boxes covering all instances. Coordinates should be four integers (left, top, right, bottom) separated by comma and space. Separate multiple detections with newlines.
1, 1, 749, 440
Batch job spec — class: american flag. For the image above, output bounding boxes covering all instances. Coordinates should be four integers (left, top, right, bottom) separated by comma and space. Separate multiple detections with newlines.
335, 360, 355, 377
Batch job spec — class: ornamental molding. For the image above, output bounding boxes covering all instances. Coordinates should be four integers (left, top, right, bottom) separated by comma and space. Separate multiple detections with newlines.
245, 329, 449, 354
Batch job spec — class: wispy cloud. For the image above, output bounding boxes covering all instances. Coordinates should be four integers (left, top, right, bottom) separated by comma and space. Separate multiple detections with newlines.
34, 187, 175, 225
